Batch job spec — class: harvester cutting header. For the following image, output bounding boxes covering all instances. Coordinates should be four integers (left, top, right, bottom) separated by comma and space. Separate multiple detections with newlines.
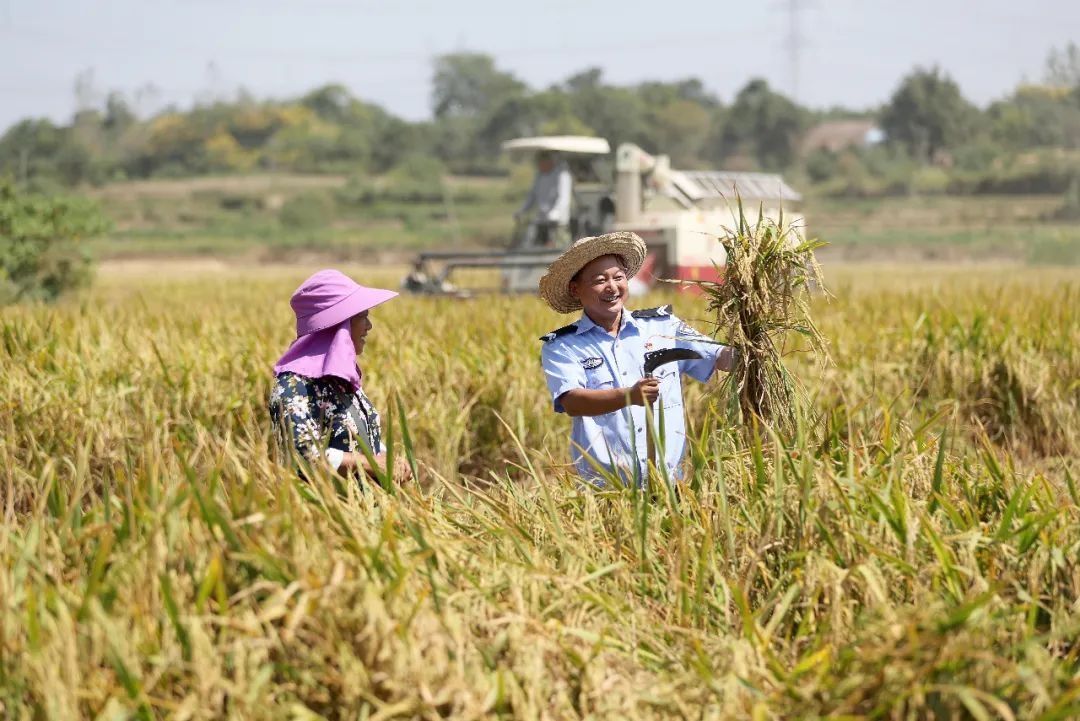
403, 135, 802, 296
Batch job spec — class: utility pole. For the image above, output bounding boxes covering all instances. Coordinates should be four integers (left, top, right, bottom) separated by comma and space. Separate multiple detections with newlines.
787, 0, 803, 101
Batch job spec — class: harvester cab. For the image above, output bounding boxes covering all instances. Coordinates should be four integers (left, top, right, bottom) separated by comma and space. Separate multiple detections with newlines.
402, 136, 611, 297
402, 135, 803, 297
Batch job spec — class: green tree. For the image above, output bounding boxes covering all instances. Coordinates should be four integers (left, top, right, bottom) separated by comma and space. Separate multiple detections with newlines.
719, 79, 806, 170
430, 53, 528, 170
0, 120, 75, 183
880, 67, 979, 162
0, 180, 109, 303
636, 79, 719, 110
103, 92, 136, 134
561, 69, 648, 147
1044, 42, 1080, 89
475, 95, 540, 156
431, 53, 525, 119
701, 106, 728, 166
635, 80, 717, 165
131, 111, 210, 176
430, 116, 477, 172
371, 118, 433, 174
298, 85, 393, 170
989, 84, 1080, 150
474, 90, 592, 162
523, 89, 593, 136
645, 99, 711, 167
300, 84, 356, 124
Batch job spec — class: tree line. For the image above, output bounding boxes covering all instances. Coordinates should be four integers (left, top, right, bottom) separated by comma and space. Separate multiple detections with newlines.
2, 44, 1079, 197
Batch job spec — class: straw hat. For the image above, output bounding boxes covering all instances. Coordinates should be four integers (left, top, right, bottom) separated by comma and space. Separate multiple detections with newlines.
538, 231, 647, 313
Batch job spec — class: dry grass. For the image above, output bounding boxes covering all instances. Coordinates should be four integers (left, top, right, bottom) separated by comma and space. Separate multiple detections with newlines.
1, 264, 1078, 719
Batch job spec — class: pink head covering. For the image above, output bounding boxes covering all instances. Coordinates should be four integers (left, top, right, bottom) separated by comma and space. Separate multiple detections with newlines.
273, 270, 398, 389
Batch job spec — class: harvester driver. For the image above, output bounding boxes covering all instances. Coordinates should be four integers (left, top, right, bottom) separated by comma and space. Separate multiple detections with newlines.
515, 150, 572, 248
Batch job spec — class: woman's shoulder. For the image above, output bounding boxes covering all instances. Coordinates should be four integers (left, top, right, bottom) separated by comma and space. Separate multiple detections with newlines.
274, 371, 311, 389
273, 372, 353, 396
271, 371, 318, 401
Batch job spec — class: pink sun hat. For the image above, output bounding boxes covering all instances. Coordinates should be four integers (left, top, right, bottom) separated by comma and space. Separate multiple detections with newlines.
273, 270, 398, 390
291, 269, 398, 336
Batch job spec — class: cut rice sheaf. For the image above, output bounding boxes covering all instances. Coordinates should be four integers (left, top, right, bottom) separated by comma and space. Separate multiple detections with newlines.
674, 196, 829, 440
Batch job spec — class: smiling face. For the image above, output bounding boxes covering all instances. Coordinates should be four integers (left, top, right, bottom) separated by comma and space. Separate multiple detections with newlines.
569, 254, 629, 327
349, 310, 373, 356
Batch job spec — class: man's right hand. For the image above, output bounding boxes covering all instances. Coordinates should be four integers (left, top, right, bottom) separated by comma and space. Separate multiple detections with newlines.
628, 377, 660, 406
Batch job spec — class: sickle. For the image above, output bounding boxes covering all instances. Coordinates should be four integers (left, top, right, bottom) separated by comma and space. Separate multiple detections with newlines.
642, 348, 702, 471
643, 348, 703, 377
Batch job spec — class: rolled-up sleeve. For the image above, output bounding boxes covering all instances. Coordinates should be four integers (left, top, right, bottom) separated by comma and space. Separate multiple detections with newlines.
671, 316, 729, 383
541, 342, 586, 413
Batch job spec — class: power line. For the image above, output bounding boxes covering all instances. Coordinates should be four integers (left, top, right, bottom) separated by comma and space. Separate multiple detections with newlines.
0, 20, 762, 66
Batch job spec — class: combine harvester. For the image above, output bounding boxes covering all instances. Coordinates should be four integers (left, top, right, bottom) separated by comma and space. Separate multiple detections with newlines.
403, 135, 803, 296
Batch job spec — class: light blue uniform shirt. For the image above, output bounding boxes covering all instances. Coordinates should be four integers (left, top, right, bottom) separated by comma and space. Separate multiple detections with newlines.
540, 305, 727, 485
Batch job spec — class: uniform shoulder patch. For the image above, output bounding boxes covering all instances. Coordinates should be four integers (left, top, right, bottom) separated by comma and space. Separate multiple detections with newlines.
539, 323, 577, 342
675, 320, 713, 342
631, 304, 673, 319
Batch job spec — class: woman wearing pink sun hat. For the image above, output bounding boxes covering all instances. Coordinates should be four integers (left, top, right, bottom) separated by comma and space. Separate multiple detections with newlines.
269, 269, 411, 484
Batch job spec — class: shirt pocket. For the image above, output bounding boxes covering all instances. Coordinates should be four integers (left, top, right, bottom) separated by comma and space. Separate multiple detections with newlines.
584, 365, 617, 390
653, 367, 683, 409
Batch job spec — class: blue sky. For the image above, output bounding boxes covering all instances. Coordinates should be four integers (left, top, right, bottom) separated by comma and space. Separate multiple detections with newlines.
1, 0, 1077, 132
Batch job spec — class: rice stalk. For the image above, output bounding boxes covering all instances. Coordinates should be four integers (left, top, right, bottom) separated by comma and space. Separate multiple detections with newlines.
696, 197, 828, 439
0, 264, 1077, 719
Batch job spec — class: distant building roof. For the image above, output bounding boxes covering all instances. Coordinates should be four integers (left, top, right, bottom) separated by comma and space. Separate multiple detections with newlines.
801, 119, 881, 154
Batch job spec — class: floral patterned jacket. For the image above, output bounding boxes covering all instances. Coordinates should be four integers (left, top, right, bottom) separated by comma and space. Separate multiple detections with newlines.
269, 371, 383, 465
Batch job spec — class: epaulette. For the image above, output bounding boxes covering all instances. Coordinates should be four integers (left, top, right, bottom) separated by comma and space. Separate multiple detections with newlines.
631, 304, 673, 319
539, 323, 577, 343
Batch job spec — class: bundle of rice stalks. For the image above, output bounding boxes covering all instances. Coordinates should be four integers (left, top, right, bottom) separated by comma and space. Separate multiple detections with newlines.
696, 198, 827, 439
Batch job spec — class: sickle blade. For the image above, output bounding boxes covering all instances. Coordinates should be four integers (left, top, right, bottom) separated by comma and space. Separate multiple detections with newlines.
643, 348, 703, 375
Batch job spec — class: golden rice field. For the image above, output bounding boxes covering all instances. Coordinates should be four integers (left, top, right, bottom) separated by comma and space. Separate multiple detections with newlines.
1, 263, 1078, 720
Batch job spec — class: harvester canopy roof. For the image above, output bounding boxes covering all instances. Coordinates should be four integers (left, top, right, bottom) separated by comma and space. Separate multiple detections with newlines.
501, 136, 612, 156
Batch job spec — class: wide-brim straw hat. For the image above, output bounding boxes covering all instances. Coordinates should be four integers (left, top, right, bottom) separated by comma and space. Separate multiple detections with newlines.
538, 231, 647, 313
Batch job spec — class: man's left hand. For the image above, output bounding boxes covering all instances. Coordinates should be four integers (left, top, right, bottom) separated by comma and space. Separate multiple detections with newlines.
715, 346, 741, 373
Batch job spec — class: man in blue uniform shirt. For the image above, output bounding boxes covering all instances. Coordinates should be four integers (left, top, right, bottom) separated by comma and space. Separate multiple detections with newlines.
538, 231, 738, 486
